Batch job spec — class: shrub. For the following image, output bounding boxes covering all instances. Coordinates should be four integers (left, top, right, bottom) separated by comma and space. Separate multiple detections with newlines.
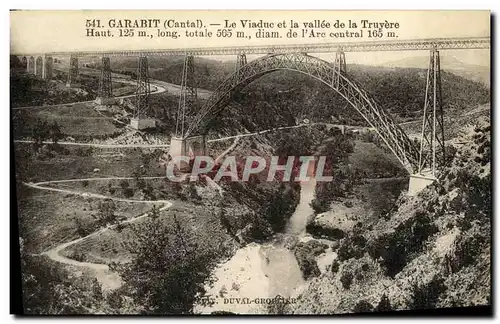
297, 257, 320, 280
293, 241, 326, 280
450, 233, 486, 273
331, 260, 340, 273
337, 235, 366, 261
96, 200, 117, 226
353, 300, 373, 313
340, 270, 354, 290
68, 250, 86, 262
115, 222, 127, 233
306, 223, 345, 240
123, 187, 134, 198
375, 294, 392, 312
119, 179, 129, 189
408, 275, 446, 310
74, 217, 97, 237
367, 213, 438, 277
115, 208, 219, 314
107, 289, 123, 310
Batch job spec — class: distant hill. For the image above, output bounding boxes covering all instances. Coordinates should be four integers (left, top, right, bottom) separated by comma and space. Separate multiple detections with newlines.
87, 56, 490, 136
382, 55, 490, 86
202, 64, 490, 137
87, 56, 235, 91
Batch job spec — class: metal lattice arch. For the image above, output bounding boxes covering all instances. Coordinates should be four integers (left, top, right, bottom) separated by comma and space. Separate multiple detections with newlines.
185, 52, 420, 174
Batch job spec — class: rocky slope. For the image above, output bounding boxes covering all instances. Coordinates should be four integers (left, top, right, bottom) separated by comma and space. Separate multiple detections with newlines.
291, 116, 491, 314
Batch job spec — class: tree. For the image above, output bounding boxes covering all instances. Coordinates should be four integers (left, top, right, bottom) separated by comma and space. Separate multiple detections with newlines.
49, 121, 63, 144
260, 184, 296, 232
310, 133, 357, 214
119, 179, 129, 189
133, 166, 146, 190
116, 207, 217, 314
19, 238, 104, 314
31, 118, 50, 150
95, 200, 117, 226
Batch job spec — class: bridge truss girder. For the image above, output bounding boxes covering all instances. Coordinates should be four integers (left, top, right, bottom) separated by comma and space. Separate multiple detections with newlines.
185, 52, 420, 174
236, 53, 247, 71
97, 56, 113, 99
418, 49, 445, 176
134, 56, 151, 118
333, 51, 347, 89
24, 37, 489, 57
175, 55, 197, 137
66, 55, 79, 86
27, 56, 35, 74
35, 56, 43, 78
43, 56, 53, 80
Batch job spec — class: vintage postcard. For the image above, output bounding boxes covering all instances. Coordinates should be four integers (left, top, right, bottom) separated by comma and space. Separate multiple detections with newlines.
10, 10, 491, 315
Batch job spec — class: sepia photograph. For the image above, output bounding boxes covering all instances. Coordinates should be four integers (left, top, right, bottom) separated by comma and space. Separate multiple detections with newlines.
9, 10, 491, 315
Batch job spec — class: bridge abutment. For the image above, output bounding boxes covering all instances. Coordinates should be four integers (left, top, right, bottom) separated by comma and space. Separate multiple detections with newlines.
168, 135, 207, 172
130, 117, 156, 130
408, 171, 436, 196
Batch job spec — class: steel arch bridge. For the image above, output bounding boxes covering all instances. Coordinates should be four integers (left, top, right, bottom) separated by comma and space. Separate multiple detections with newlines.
183, 52, 420, 174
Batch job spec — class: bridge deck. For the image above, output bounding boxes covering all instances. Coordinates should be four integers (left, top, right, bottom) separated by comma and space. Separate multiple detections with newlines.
15, 36, 489, 57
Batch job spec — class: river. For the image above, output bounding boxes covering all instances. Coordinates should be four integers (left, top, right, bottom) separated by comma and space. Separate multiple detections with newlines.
194, 178, 333, 314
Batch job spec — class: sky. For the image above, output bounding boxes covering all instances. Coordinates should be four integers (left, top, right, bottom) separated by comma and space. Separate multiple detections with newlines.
10, 10, 490, 67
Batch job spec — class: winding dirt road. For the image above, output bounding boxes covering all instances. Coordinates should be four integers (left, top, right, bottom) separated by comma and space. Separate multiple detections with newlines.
15, 70, 213, 291
14, 67, 380, 292
26, 177, 173, 291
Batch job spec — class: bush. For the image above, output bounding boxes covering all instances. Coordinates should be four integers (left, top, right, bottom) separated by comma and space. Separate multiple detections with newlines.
96, 200, 117, 226
68, 251, 86, 262
337, 234, 366, 261
115, 222, 127, 233
260, 184, 297, 233
367, 213, 438, 277
408, 275, 446, 310
306, 223, 345, 240
20, 251, 104, 314
375, 294, 392, 312
340, 270, 354, 290
353, 300, 373, 313
123, 187, 134, 198
115, 208, 219, 314
293, 241, 326, 280
450, 233, 486, 273
119, 179, 130, 189
74, 217, 97, 237
107, 289, 123, 310
331, 260, 340, 273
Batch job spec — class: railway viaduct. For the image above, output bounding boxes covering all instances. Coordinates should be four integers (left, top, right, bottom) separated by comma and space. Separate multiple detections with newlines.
14, 37, 490, 194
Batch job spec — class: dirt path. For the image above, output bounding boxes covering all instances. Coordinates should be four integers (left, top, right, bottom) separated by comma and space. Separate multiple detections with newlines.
14, 139, 172, 148
13, 123, 317, 149
25, 178, 173, 291
12, 72, 169, 110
